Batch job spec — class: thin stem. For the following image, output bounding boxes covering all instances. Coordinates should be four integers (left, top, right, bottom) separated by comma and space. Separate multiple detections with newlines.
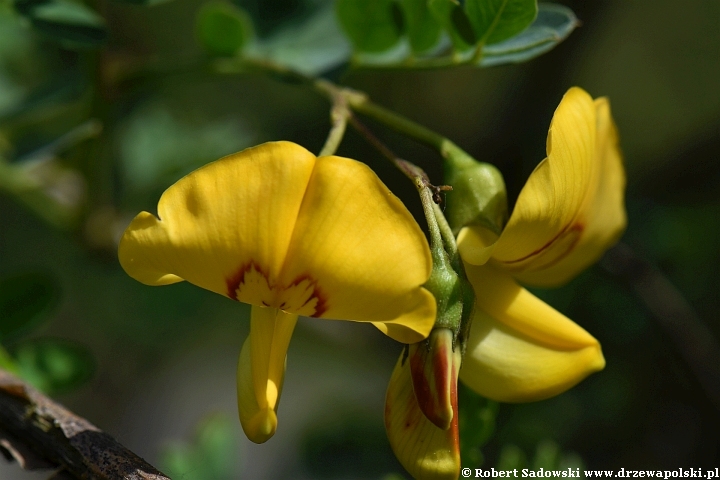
215, 57, 481, 169
433, 203, 457, 259
318, 87, 350, 156
347, 99, 446, 150
348, 115, 449, 259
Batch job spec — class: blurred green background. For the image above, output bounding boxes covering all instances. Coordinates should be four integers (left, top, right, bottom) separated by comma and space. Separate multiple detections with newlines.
1, 0, 719, 478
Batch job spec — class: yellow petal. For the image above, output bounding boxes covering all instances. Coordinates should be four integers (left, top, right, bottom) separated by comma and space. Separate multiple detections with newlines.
237, 306, 297, 443
455, 225, 499, 266
279, 154, 435, 343
513, 97, 626, 286
458, 88, 625, 287
237, 337, 277, 443
118, 141, 316, 300
459, 264, 605, 402
490, 87, 596, 267
119, 142, 435, 341
385, 351, 460, 480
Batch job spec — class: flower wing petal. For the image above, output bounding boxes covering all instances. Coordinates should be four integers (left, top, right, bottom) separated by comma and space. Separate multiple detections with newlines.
279, 155, 436, 343
460, 264, 604, 402
118, 142, 316, 298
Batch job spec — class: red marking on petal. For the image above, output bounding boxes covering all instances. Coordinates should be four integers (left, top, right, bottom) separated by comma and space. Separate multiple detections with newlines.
288, 273, 327, 317
502, 222, 585, 266
225, 262, 270, 300
448, 365, 460, 462
226, 264, 248, 300
410, 344, 432, 417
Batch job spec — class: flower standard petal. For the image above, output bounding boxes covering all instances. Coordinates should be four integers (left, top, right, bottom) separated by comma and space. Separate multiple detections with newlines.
458, 88, 625, 288
489, 87, 597, 267
513, 97, 626, 286
459, 264, 605, 402
278, 154, 436, 343
118, 141, 316, 300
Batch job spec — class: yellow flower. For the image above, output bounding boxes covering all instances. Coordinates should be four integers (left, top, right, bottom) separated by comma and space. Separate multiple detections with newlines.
457, 87, 626, 401
118, 141, 436, 443
385, 87, 625, 479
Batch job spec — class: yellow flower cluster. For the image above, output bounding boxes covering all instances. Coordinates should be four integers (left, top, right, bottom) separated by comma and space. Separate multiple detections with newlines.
118, 87, 625, 479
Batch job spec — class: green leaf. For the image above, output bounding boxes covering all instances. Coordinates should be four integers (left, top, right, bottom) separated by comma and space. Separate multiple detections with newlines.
336, 0, 403, 53
14, 337, 95, 395
0, 272, 59, 342
247, 3, 351, 75
479, 4, 578, 66
399, 0, 442, 53
14, 0, 108, 49
428, 0, 477, 51
465, 0, 537, 45
196, 2, 253, 57
160, 413, 240, 480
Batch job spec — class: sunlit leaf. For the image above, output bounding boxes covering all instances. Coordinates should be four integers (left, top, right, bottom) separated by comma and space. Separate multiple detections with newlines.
14, 337, 95, 395
0, 272, 59, 342
336, 0, 403, 53
465, 0, 537, 45
14, 0, 107, 49
479, 3, 578, 66
246, 2, 351, 75
196, 2, 253, 57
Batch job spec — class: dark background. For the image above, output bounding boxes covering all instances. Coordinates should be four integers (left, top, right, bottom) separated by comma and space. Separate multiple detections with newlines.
1, 0, 719, 478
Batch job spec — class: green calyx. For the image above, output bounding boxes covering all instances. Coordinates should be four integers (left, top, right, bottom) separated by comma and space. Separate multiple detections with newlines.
424, 248, 465, 334
443, 147, 508, 235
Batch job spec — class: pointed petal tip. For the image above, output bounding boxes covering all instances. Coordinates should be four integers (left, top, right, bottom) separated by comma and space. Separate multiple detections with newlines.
243, 408, 278, 444
590, 342, 606, 372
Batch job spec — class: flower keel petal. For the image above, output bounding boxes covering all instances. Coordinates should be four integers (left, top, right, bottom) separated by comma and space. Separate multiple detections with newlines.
237, 306, 298, 443
386, 352, 460, 480
461, 265, 605, 402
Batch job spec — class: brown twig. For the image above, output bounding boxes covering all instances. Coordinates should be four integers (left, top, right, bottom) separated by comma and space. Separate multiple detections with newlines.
0, 369, 170, 480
